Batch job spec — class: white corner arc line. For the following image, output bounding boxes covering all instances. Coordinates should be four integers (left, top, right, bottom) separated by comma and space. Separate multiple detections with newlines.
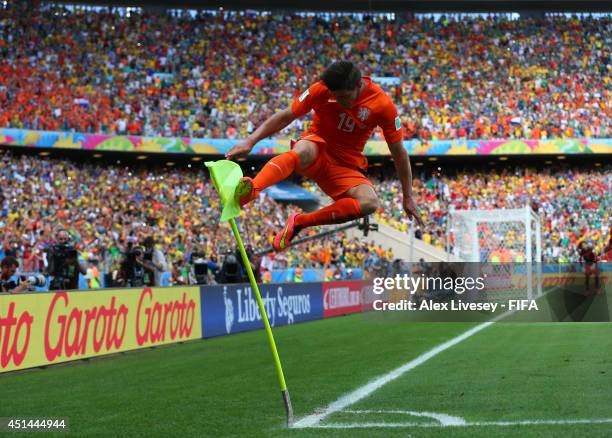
292, 320, 496, 429
344, 409, 466, 426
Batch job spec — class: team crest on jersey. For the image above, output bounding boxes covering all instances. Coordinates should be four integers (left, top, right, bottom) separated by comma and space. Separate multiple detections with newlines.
357, 107, 370, 121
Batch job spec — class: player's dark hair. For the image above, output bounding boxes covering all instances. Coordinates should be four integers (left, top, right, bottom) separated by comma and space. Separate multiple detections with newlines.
1, 256, 18, 269
321, 61, 362, 91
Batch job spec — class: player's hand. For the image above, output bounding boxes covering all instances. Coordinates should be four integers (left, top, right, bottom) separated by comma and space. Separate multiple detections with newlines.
13, 281, 29, 293
225, 139, 255, 160
403, 196, 424, 226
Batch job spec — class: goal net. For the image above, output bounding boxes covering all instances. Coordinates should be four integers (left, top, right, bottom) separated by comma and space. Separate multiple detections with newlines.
446, 207, 542, 300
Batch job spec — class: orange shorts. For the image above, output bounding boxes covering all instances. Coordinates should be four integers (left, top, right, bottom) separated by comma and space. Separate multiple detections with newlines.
292, 135, 372, 201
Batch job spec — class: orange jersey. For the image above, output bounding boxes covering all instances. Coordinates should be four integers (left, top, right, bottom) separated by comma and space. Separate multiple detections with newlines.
291, 77, 403, 170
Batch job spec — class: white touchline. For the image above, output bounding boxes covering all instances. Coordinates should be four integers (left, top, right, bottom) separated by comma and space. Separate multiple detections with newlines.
292, 319, 498, 428
309, 418, 612, 429
293, 287, 562, 429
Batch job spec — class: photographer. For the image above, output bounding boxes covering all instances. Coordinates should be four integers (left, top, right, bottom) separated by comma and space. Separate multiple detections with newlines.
119, 245, 151, 287
242, 245, 261, 283
46, 229, 86, 290
142, 236, 168, 287
217, 248, 243, 284
0, 256, 30, 293
171, 257, 191, 286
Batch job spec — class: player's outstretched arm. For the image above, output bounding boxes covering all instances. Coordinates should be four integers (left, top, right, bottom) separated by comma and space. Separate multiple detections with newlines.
388, 140, 423, 226
226, 108, 296, 160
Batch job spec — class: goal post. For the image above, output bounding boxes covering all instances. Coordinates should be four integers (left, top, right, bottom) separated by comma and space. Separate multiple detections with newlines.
446, 206, 542, 299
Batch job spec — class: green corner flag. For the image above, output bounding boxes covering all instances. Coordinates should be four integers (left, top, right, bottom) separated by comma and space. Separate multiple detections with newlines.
205, 159, 294, 427
204, 160, 242, 222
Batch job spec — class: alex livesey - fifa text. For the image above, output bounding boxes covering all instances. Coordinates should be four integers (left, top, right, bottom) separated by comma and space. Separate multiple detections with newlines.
371, 299, 538, 312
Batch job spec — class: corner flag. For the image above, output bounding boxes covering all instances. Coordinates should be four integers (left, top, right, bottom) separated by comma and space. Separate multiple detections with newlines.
204, 160, 242, 222
205, 160, 294, 427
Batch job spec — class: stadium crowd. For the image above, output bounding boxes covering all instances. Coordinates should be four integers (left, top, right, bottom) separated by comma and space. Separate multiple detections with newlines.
0, 3, 610, 140
373, 166, 611, 262
0, 150, 395, 288
0, 3, 610, 289
1, 149, 609, 290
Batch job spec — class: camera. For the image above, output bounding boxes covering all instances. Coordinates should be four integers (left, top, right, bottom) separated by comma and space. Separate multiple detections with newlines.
192, 252, 209, 285
51, 243, 78, 261
218, 249, 243, 284
0, 273, 46, 292
357, 216, 378, 237
47, 243, 80, 290
20, 273, 47, 288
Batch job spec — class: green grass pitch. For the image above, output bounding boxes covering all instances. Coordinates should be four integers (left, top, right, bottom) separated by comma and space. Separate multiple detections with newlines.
1, 315, 611, 437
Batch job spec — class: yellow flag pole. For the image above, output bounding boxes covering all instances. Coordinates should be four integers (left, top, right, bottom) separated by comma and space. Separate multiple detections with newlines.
228, 218, 293, 425
206, 160, 293, 426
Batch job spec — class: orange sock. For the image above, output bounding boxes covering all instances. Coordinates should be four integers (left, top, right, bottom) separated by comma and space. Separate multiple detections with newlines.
253, 150, 299, 191
295, 198, 362, 228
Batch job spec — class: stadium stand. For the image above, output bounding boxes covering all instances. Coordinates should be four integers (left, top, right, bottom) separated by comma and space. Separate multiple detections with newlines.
372, 167, 611, 262
0, 3, 610, 288
0, 150, 398, 286
1, 149, 609, 289
0, 4, 609, 140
